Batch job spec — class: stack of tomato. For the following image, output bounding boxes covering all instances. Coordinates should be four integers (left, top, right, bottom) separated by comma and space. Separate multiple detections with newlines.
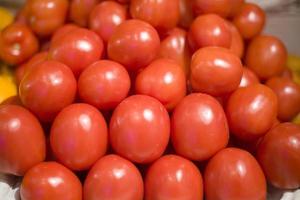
1, 0, 300, 199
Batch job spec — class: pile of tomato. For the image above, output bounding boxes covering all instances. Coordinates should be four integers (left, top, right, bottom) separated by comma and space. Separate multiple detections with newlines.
1, 0, 300, 199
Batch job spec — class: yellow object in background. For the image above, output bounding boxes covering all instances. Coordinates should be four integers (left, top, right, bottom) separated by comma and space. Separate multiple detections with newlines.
0, 6, 13, 30
0, 64, 17, 103
287, 54, 300, 85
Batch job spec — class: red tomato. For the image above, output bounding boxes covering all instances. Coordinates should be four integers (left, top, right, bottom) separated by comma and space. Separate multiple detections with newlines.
49, 27, 104, 77
204, 148, 266, 200
179, 0, 194, 29
78, 60, 131, 110
145, 154, 203, 200
257, 123, 300, 189
107, 19, 160, 71
239, 67, 259, 88
0, 23, 39, 65
51, 24, 79, 44
245, 35, 287, 80
15, 4, 30, 25
190, 47, 243, 96
110, 95, 170, 163
89, 1, 127, 42
227, 21, 244, 58
281, 68, 293, 80
84, 154, 144, 200
228, 0, 245, 18
266, 77, 300, 121
188, 14, 232, 52
69, 0, 99, 27
0, 105, 45, 176
135, 58, 186, 110
0, 96, 22, 106
20, 162, 82, 200
19, 60, 77, 122
226, 84, 278, 141
192, 0, 231, 17
171, 93, 229, 161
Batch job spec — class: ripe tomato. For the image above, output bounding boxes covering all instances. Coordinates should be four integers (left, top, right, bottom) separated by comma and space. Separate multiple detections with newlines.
192, 0, 232, 18
179, 0, 194, 29
227, 21, 244, 58
239, 67, 259, 88
19, 60, 77, 122
204, 148, 266, 200
171, 93, 229, 161
145, 155, 203, 200
190, 47, 243, 96
226, 84, 278, 141
107, 19, 160, 71
20, 162, 82, 200
69, 0, 99, 27
228, 0, 245, 18
51, 24, 79, 44
84, 154, 144, 200
257, 123, 300, 189
110, 95, 170, 164
0, 105, 45, 176
0, 23, 39, 65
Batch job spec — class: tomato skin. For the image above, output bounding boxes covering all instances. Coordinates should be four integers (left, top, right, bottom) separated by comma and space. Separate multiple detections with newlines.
192, 0, 231, 18
19, 60, 77, 123
204, 148, 266, 200
109, 95, 170, 164
107, 19, 160, 71
226, 84, 278, 141
51, 24, 79, 44
0, 105, 45, 176
190, 47, 243, 96
257, 123, 300, 189
0, 23, 39, 65
171, 93, 229, 161
179, 0, 194, 29
84, 154, 144, 200
227, 21, 244, 58
239, 67, 259, 88
20, 162, 82, 200
145, 154, 203, 200
69, 0, 99, 27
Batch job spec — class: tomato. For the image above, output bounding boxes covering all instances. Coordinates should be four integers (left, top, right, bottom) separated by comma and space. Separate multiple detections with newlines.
51, 24, 79, 44
27, 0, 69, 37
192, 0, 231, 17
179, 0, 194, 29
15, 4, 30, 25
233, 3, 265, 39
0, 96, 22, 106
69, 0, 99, 27
228, 0, 245, 18
226, 84, 278, 141
188, 14, 231, 52
204, 148, 266, 200
281, 68, 293, 80
0, 105, 45, 176
84, 154, 144, 200
19, 60, 77, 122
49, 27, 104, 77
89, 1, 127, 43
110, 95, 170, 163
145, 154, 203, 200
107, 19, 160, 71
20, 162, 82, 200
171, 93, 229, 161
266, 77, 300, 121
190, 47, 243, 96
257, 123, 300, 189
239, 67, 259, 88
78, 60, 131, 110
135, 58, 186, 110
0, 23, 39, 65
227, 21, 244, 58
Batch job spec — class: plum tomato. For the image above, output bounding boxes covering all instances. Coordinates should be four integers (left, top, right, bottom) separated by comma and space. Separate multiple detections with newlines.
0, 105, 45, 176
107, 19, 160, 71
69, 0, 99, 27
51, 24, 79, 44
227, 21, 244, 58
171, 93, 229, 161
179, 0, 194, 29
20, 162, 82, 200
145, 154, 203, 200
109, 95, 170, 164
0, 23, 39, 65
84, 154, 144, 200
239, 67, 259, 88
204, 148, 266, 200
190, 47, 243, 96
226, 84, 278, 141
19, 60, 77, 122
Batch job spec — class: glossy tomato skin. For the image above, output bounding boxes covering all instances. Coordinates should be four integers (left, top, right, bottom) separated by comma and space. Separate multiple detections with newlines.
78, 60, 131, 110
179, 0, 194, 29
20, 162, 82, 200
0, 105, 45, 176
110, 95, 170, 164
266, 77, 300, 121
188, 14, 231, 52
257, 123, 300, 189
0, 23, 39, 65
190, 47, 243, 96
19, 60, 77, 122
51, 24, 79, 44
239, 67, 259, 87
84, 154, 144, 200
171, 93, 229, 161
89, 1, 127, 42
145, 154, 203, 200
227, 21, 244, 58
135, 58, 186, 110
107, 19, 160, 71
192, 0, 231, 17
204, 148, 266, 200
49, 27, 104, 77
226, 84, 278, 141
69, 0, 99, 27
